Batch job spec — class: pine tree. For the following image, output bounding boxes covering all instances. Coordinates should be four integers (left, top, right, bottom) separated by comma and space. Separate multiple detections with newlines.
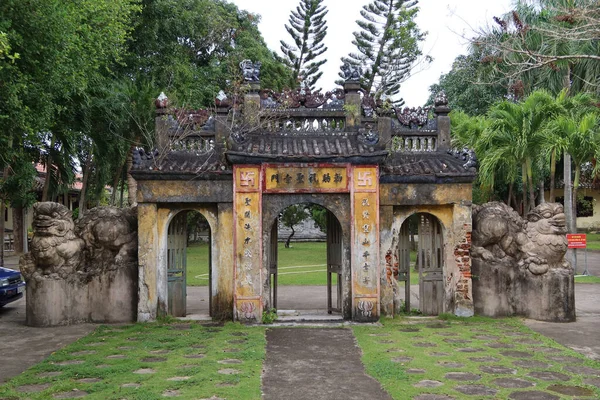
342, 0, 426, 102
280, 0, 328, 90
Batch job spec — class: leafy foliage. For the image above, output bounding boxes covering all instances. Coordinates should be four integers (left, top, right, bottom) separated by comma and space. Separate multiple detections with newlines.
341, 0, 427, 102
428, 52, 507, 115
280, 0, 329, 90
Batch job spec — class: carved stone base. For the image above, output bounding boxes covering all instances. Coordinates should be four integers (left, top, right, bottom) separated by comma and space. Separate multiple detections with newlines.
472, 259, 575, 322
25, 265, 137, 327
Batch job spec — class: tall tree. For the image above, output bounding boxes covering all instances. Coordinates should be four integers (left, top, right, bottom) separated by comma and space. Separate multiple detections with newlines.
476, 0, 600, 97
280, 205, 308, 248
428, 51, 508, 115
280, 0, 329, 90
341, 0, 426, 102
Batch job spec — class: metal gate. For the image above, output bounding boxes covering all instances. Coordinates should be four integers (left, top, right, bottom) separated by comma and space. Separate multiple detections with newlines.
398, 222, 412, 312
268, 221, 278, 309
167, 212, 187, 317
417, 214, 444, 315
327, 211, 342, 314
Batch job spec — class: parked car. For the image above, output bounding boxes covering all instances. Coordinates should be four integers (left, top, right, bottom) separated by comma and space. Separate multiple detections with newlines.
0, 267, 25, 307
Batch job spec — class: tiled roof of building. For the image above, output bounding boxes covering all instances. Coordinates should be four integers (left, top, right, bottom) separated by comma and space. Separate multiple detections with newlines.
381, 152, 477, 183
130, 148, 232, 180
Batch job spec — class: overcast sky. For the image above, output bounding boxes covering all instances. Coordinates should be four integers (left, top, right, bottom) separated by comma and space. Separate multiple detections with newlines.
230, 0, 513, 106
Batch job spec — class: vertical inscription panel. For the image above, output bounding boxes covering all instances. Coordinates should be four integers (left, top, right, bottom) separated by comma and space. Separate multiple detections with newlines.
233, 166, 262, 322
352, 166, 379, 321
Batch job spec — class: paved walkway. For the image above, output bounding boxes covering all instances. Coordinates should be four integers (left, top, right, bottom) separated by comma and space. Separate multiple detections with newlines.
262, 328, 392, 400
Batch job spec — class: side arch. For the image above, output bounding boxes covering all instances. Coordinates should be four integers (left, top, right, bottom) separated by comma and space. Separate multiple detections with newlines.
156, 205, 218, 318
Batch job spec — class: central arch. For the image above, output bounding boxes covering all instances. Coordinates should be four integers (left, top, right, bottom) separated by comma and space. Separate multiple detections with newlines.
261, 194, 352, 319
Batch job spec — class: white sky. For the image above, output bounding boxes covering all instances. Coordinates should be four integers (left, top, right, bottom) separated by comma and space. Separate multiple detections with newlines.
230, 0, 513, 106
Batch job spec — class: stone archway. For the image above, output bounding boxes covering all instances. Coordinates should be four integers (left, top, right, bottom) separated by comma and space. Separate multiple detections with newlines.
398, 213, 444, 315
158, 206, 218, 319
262, 199, 350, 318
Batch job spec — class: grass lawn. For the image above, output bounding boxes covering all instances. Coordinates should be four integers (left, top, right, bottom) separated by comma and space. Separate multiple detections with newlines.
186, 242, 419, 286
585, 233, 600, 251
575, 275, 600, 283
353, 316, 600, 399
187, 243, 210, 286
0, 322, 265, 400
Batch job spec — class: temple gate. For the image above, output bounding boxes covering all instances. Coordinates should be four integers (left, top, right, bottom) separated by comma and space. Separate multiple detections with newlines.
131, 62, 477, 323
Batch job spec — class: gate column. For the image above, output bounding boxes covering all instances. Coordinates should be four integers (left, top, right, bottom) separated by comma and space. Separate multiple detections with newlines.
233, 165, 263, 322
352, 166, 380, 322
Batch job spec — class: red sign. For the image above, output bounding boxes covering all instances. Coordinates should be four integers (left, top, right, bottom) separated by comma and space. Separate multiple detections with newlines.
567, 234, 587, 249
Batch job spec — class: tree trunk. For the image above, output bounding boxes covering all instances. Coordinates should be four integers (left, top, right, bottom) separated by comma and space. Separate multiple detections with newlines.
42, 136, 56, 202
506, 183, 513, 206
126, 144, 137, 206
573, 164, 581, 226
511, 189, 518, 212
521, 162, 528, 216
564, 152, 575, 233
539, 179, 545, 204
564, 151, 577, 271
78, 155, 91, 218
0, 168, 5, 267
119, 167, 125, 208
285, 226, 295, 248
549, 148, 556, 202
11, 206, 24, 254
110, 160, 124, 206
526, 157, 536, 211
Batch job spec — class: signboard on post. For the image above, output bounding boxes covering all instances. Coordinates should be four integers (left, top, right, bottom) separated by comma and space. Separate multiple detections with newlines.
567, 234, 587, 249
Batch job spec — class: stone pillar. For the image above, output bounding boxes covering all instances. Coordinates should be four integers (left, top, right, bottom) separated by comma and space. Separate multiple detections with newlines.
137, 203, 159, 322
155, 93, 170, 153
214, 202, 234, 320
351, 166, 380, 322
243, 82, 261, 128
451, 201, 474, 317
435, 105, 451, 152
344, 81, 362, 129
215, 106, 230, 152
233, 166, 263, 322
378, 116, 392, 151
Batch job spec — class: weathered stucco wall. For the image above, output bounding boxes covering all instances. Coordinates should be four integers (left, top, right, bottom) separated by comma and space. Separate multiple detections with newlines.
138, 203, 159, 322
137, 180, 233, 204
378, 183, 474, 317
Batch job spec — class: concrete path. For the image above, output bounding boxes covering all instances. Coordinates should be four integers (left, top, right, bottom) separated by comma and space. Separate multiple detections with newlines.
0, 295, 95, 383
262, 328, 392, 400
525, 284, 600, 361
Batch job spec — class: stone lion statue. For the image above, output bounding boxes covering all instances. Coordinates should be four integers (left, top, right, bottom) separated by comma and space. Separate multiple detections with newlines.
20, 202, 137, 283
472, 202, 569, 275
20, 202, 85, 280
76, 206, 137, 275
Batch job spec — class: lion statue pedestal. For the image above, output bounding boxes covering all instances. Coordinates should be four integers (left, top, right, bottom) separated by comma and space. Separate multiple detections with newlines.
471, 202, 575, 322
20, 202, 138, 326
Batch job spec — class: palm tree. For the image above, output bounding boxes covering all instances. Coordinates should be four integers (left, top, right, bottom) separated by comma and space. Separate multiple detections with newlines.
545, 92, 600, 219
478, 90, 555, 213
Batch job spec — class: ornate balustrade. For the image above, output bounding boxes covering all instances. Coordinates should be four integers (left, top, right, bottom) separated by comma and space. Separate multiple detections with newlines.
391, 133, 438, 153
170, 133, 215, 153
263, 115, 346, 134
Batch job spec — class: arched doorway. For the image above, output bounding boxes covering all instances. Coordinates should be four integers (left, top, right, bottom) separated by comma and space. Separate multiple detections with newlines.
266, 203, 344, 317
166, 210, 212, 318
398, 213, 444, 315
